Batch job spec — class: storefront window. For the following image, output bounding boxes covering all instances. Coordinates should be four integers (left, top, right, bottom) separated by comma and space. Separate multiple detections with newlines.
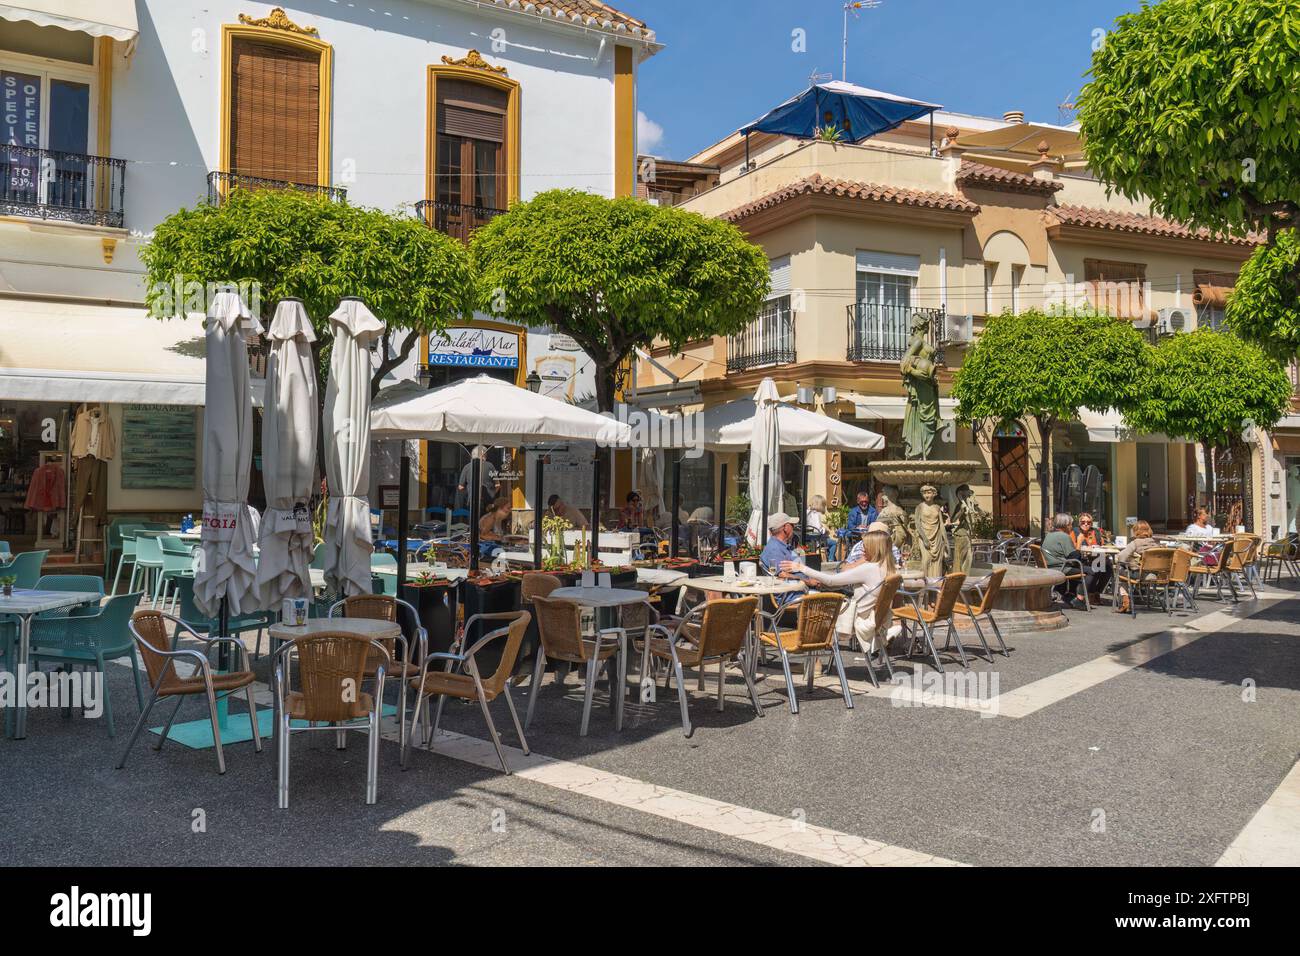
0, 402, 71, 547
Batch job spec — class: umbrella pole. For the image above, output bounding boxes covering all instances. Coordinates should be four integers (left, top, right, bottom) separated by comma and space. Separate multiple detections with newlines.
469, 456, 482, 572
216, 595, 230, 730
533, 454, 545, 570
670, 457, 681, 559
717, 461, 728, 548
761, 464, 770, 551
397, 451, 410, 588
799, 458, 809, 548
590, 452, 601, 569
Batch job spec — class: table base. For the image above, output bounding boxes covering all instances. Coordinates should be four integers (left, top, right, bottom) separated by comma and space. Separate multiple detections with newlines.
152, 704, 398, 750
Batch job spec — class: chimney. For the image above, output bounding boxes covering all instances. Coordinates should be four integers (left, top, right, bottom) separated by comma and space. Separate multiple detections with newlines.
1002, 110, 1025, 125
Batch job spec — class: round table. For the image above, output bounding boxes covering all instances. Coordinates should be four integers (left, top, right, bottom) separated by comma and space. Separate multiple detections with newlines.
269, 616, 401, 645
548, 587, 646, 729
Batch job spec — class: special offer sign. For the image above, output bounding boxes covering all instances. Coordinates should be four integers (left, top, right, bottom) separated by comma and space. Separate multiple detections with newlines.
1, 70, 41, 197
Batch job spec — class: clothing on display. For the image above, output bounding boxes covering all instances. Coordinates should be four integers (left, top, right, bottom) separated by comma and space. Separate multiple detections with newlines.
25, 460, 66, 512
71, 405, 117, 461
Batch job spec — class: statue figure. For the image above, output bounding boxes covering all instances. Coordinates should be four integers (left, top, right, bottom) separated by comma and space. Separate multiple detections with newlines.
950, 484, 976, 574
876, 487, 909, 555
912, 483, 948, 578
900, 311, 941, 461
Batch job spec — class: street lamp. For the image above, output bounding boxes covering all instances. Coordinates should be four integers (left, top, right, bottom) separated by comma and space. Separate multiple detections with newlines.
526, 370, 542, 393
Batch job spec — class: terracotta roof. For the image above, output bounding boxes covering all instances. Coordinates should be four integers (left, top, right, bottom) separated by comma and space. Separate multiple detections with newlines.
957, 160, 1063, 195
1046, 204, 1261, 247
721, 173, 979, 223
487, 1, 651, 37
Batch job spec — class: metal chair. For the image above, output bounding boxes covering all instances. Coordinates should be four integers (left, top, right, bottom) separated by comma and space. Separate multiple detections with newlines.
406, 610, 531, 774
1259, 535, 1300, 584
952, 568, 1009, 660
1029, 543, 1090, 610
758, 591, 850, 714
894, 573, 969, 672
1167, 548, 1199, 614
527, 596, 627, 737
639, 596, 763, 737
117, 609, 261, 774
1114, 548, 1175, 616
273, 630, 389, 808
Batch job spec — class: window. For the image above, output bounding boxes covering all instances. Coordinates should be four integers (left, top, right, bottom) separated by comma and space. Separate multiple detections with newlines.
984, 264, 994, 314
1011, 265, 1024, 314
1084, 258, 1146, 320
1193, 269, 1237, 332
856, 250, 919, 309
227, 38, 323, 185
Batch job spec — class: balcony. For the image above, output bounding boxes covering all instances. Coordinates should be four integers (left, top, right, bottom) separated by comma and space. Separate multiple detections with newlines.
728, 296, 796, 372
206, 171, 347, 205
847, 303, 946, 364
414, 199, 505, 243
0, 145, 125, 228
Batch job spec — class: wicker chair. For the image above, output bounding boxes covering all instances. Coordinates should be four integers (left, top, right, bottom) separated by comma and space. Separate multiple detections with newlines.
849, 572, 903, 688
406, 611, 532, 774
272, 631, 389, 808
1259, 535, 1300, 584
1028, 544, 1090, 610
527, 596, 627, 737
641, 596, 762, 737
520, 572, 563, 603
1167, 547, 1198, 614
893, 572, 969, 671
1114, 547, 1175, 616
329, 594, 427, 762
117, 609, 262, 775
758, 591, 850, 714
1227, 534, 1261, 599
952, 567, 1009, 660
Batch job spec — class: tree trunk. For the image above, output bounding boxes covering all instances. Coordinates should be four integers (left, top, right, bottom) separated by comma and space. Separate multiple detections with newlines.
1036, 415, 1053, 536
593, 359, 618, 414
1202, 441, 1217, 515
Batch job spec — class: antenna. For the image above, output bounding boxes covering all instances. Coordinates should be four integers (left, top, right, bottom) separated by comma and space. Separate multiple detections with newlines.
842, 1, 883, 82
1058, 91, 1078, 124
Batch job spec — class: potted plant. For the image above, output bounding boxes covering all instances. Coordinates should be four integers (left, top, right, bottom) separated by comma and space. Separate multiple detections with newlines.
1, 575, 15, 597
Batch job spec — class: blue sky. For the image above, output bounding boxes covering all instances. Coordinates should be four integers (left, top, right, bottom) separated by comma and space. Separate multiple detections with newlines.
635, 0, 1145, 160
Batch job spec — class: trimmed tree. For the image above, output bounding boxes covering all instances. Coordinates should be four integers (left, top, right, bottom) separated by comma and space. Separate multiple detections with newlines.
1123, 328, 1292, 508
1076, 0, 1300, 356
141, 188, 473, 397
952, 308, 1147, 533
469, 189, 771, 411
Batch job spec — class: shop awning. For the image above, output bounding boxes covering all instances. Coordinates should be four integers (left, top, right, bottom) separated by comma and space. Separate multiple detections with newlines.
1076, 408, 1175, 444
843, 393, 958, 421
0, 297, 207, 405
0, 1, 137, 41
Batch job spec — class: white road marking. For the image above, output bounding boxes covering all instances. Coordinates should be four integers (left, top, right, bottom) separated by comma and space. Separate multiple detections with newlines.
1216, 759, 1300, 866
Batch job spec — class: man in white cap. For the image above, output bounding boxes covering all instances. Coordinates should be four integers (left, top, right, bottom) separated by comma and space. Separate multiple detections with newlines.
760, 511, 805, 579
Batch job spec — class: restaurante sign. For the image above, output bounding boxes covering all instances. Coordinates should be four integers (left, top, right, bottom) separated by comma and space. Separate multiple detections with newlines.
428, 326, 519, 369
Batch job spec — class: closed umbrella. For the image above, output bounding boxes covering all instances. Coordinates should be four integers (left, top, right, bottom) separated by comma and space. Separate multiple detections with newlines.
195, 290, 262, 616
255, 299, 317, 609
323, 297, 384, 597
746, 378, 783, 547
638, 446, 665, 525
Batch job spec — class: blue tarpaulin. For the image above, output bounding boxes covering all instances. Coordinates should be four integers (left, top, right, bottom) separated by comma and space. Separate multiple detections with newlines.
740, 81, 940, 144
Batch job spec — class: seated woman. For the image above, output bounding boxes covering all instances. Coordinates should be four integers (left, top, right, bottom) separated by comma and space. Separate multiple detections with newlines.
1113, 519, 1159, 613
805, 494, 833, 559
618, 491, 644, 530
780, 530, 902, 656
478, 497, 513, 557
1071, 512, 1111, 600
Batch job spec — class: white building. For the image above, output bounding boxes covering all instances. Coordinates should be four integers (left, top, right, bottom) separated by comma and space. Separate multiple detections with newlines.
0, 0, 656, 559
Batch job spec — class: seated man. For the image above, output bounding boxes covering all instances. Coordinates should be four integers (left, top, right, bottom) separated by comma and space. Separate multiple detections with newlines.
1184, 507, 1217, 537
760, 512, 805, 579
547, 494, 589, 530
1042, 512, 1085, 607
845, 490, 877, 536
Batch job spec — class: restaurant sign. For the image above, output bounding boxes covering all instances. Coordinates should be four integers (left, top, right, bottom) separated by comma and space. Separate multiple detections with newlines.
428, 326, 519, 369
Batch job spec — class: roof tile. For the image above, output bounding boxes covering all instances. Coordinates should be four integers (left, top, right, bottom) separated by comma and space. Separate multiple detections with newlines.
722, 173, 979, 223
1046, 204, 1261, 246
957, 160, 1063, 195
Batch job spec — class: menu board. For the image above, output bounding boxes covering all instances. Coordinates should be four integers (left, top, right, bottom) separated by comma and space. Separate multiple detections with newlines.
121, 405, 196, 490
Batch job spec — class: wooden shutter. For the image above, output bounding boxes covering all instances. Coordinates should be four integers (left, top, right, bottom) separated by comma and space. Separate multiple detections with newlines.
437, 79, 506, 141
229, 39, 321, 185
1084, 258, 1147, 320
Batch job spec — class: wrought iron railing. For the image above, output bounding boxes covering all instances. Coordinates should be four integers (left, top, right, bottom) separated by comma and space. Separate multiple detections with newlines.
0, 145, 126, 228
847, 303, 946, 364
414, 199, 505, 243
207, 171, 347, 205
728, 296, 796, 372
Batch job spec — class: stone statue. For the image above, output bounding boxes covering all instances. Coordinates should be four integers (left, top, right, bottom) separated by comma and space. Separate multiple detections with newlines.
876, 487, 909, 555
950, 483, 975, 575
912, 483, 948, 578
901, 311, 941, 461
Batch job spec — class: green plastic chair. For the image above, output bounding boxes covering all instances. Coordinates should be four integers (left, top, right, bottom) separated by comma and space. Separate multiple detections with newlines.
111, 525, 145, 594
157, 537, 196, 613
29, 592, 145, 737
171, 576, 270, 656
34, 575, 105, 619
4, 550, 48, 589
131, 535, 165, 602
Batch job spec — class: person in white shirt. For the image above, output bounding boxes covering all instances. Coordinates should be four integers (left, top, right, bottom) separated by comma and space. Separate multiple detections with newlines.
781, 530, 902, 655
1184, 507, 1217, 537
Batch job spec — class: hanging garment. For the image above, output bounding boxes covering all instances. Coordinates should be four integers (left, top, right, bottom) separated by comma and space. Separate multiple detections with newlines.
73, 456, 108, 517
25, 462, 66, 512
70, 406, 117, 461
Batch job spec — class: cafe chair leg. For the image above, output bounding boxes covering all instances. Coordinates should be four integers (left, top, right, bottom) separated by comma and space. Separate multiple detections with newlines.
525, 650, 547, 731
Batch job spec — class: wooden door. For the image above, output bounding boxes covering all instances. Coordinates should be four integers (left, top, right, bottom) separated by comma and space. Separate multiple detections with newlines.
994, 436, 1029, 533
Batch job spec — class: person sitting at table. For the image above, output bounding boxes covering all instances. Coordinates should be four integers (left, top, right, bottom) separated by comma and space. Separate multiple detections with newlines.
1042, 512, 1087, 608
1071, 512, 1111, 600
546, 494, 590, 530
1072, 512, 1105, 549
844, 520, 900, 568
1113, 519, 1159, 613
760, 512, 805, 579
846, 489, 877, 537
618, 491, 644, 530
1184, 507, 1217, 537
477, 497, 513, 557
781, 530, 901, 655
806, 494, 833, 559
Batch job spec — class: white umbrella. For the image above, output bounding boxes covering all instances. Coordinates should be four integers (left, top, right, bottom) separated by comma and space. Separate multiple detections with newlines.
370, 374, 632, 445
195, 291, 262, 616
705, 397, 885, 452
255, 299, 317, 609
323, 298, 384, 598
638, 446, 665, 525
746, 379, 784, 547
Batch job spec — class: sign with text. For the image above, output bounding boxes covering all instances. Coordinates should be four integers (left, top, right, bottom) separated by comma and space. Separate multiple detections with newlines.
121, 405, 196, 489
428, 326, 519, 369
1, 70, 41, 199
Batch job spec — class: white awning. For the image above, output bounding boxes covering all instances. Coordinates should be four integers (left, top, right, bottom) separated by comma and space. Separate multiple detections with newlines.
1075, 408, 1175, 444
0, 297, 207, 405
0, 1, 138, 41
843, 393, 958, 422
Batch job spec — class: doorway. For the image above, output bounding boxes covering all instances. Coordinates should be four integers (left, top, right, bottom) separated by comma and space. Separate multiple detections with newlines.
994, 435, 1029, 533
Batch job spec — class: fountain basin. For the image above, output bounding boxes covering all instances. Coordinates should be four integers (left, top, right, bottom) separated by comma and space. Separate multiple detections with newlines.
870, 459, 983, 488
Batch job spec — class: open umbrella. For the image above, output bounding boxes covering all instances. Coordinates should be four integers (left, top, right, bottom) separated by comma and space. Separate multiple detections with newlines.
323, 298, 384, 598
195, 290, 262, 616
746, 379, 784, 547
255, 299, 317, 610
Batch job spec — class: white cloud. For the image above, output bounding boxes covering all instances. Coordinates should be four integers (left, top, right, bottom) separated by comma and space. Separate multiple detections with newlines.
637, 111, 665, 155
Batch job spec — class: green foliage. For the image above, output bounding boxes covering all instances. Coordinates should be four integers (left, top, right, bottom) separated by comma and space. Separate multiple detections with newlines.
141, 189, 473, 384
1226, 229, 1300, 361
953, 308, 1148, 430
823, 503, 850, 533
1076, 0, 1300, 239
470, 189, 770, 408
1124, 328, 1292, 447
814, 125, 844, 142
726, 492, 752, 524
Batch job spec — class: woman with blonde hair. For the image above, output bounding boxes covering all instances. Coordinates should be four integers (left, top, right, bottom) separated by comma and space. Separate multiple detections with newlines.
781, 529, 901, 654
1113, 519, 1158, 613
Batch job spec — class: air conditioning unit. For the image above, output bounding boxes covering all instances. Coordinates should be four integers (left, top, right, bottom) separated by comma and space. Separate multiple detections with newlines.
945, 313, 974, 344
1157, 307, 1193, 335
